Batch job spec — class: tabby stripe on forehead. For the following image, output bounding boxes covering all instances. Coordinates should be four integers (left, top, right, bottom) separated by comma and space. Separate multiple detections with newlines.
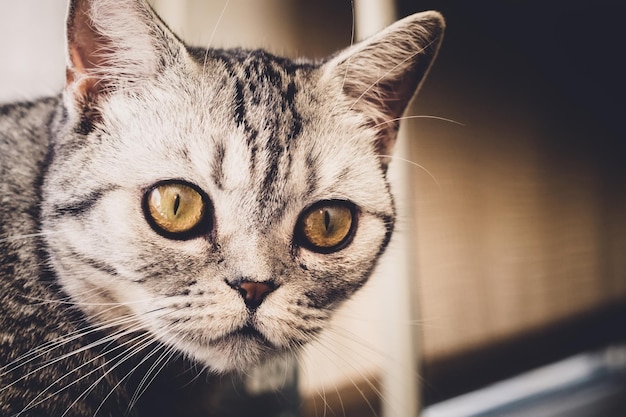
258, 89, 304, 217
233, 80, 246, 126
261, 140, 283, 195
211, 141, 226, 190
304, 151, 319, 199
232, 79, 259, 148
52, 187, 114, 218
205, 51, 252, 130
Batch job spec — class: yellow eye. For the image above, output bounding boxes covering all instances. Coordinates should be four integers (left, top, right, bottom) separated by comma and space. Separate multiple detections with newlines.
298, 202, 355, 252
145, 182, 207, 237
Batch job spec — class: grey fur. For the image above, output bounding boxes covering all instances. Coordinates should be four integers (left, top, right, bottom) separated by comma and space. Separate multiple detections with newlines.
0, 0, 444, 415
0, 98, 133, 415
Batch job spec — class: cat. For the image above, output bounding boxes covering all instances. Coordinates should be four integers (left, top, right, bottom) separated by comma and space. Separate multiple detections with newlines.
0, 0, 444, 415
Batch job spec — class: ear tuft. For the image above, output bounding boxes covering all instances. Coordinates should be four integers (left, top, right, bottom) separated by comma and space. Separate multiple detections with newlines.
324, 11, 445, 164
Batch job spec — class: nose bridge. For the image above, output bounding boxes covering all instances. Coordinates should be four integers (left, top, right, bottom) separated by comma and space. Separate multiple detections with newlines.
224, 231, 272, 281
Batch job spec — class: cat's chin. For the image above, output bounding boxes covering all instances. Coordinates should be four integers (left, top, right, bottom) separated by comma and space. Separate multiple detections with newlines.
172, 325, 283, 372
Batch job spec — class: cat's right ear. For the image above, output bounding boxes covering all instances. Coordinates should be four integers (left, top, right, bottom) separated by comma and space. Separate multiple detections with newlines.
65, 0, 184, 107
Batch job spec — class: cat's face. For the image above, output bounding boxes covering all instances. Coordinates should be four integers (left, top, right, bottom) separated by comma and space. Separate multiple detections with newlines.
42, 0, 443, 372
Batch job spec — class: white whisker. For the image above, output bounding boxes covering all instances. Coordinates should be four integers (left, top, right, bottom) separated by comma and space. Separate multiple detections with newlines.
302, 340, 382, 417
18, 331, 151, 416
127, 341, 178, 412
0, 229, 64, 244
2, 321, 143, 396
380, 153, 442, 190
91, 339, 167, 416
20, 294, 167, 308
202, 0, 231, 75
59, 332, 159, 417
374, 114, 465, 128
0, 314, 140, 378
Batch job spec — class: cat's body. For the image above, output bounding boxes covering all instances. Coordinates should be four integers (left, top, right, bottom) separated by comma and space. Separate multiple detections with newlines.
0, 0, 444, 415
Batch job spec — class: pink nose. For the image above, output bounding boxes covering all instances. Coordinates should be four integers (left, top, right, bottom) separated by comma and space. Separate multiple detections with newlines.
232, 281, 276, 309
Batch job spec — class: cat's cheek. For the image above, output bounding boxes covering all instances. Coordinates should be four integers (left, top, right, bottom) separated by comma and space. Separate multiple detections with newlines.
52, 255, 156, 328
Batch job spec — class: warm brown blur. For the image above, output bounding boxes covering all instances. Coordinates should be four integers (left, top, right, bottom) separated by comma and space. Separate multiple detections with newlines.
403, 1, 626, 397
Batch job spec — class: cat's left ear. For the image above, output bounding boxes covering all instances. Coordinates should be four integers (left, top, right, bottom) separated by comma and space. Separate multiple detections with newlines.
322, 11, 445, 164
65, 0, 185, 106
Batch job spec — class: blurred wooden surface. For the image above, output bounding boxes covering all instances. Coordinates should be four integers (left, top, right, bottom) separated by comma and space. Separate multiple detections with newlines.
405, 0, 626, 365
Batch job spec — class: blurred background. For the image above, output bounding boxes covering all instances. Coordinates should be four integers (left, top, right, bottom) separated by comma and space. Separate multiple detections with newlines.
1, 0, 625, 416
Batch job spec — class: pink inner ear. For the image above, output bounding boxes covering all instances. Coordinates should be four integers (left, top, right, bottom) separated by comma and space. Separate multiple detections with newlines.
65, 0, 110, 101
327, 12, 445, 164
66, 46, 93, 99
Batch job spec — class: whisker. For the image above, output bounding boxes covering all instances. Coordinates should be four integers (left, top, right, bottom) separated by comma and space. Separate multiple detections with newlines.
20, 294, 168, 308
91, 337, 169, 417
208, 0, 230, 48
1, 319, 143, 395
349, 0, 355, 47
1, 302, 166, 387
339, 0, 356, 90
202, 0, 231, 75
15, 329, 152, 416
57, 332, 160, 417
374, 114, 465, 128
307, 313, 437, 416
127, 340, 178, 412
106, 323, 188, 416
0, 313, 140, 378
379, 154, 442, 190
128, 330, 176, 405
295, 343, 344, 417
0, 229, 64, 244
302, 339, 382, 417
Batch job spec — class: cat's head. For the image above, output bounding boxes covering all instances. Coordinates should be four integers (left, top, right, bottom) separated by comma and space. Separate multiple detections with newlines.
42, 0, 444, 371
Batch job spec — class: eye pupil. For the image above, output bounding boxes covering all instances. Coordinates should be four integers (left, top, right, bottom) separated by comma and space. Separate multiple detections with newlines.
324, 210, 331, 231
173, 194, 181, 216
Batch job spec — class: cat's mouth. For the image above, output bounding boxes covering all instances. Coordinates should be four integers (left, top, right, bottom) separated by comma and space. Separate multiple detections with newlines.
213, 323, 272, 347
236, 324, 266, 340
164, 322, 279, 372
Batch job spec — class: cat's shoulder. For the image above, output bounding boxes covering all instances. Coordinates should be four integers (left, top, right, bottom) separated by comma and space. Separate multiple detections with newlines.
0, 96, 59, 239
0, 95, 59, 184
0, 95, 59, 151
0, 95, 59, 124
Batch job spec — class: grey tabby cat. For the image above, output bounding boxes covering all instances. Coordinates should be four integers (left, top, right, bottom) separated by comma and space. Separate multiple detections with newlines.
0, 0, 444, 415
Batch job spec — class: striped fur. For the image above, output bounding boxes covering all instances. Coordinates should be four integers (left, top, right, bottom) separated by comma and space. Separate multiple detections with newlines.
0, 0, 444, 414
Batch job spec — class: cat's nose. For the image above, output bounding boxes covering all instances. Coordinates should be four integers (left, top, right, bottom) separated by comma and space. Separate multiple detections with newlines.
228, 279, 276, 309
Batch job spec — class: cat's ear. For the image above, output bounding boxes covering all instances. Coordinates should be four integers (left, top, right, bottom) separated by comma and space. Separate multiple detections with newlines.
322, 11, 444, 164
65, 0, 184, 105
